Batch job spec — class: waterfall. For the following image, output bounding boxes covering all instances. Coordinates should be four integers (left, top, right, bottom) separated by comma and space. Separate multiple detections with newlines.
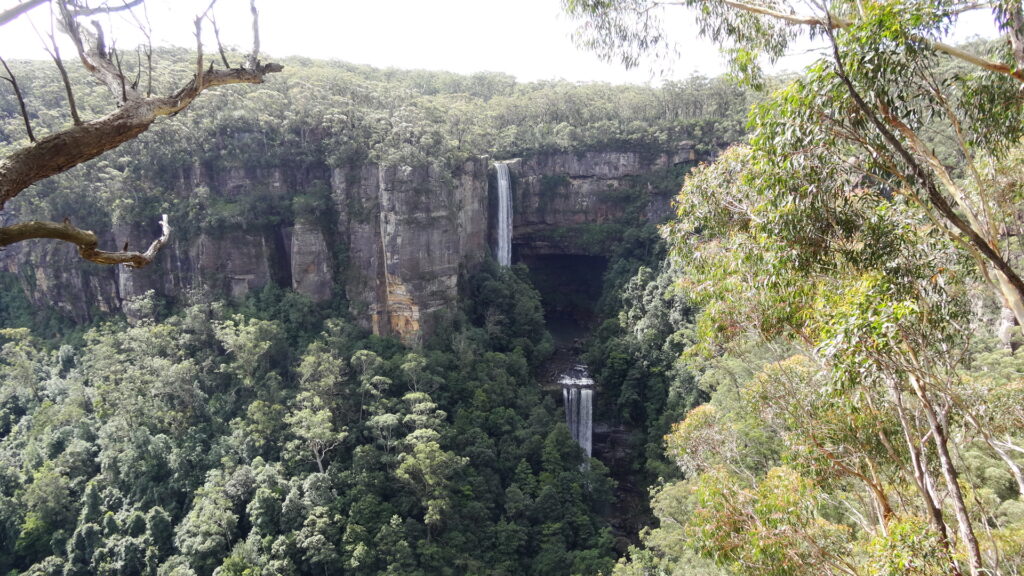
560, 364, 594, 459
495, 162, 512, 266
579, 388, 592, 458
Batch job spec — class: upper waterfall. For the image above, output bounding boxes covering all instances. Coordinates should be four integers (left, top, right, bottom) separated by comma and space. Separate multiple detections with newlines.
495, 162, 512, 266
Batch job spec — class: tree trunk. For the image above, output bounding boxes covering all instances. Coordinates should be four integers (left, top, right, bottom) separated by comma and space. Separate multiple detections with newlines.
910, 375, 984, 576
997, 277, 1024, 348
891, 381, 962, 576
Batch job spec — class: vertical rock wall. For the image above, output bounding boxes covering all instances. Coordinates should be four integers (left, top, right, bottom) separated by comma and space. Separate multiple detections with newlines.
1, 146, 690, 344
333, 158, 488, 346
502, 146, 696, 256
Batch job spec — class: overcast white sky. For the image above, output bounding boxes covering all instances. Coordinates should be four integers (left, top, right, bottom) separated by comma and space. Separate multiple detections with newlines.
0, 0, 1001, 84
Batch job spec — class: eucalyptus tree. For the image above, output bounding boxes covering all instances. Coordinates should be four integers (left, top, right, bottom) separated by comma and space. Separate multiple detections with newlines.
565, 0, 1024, 340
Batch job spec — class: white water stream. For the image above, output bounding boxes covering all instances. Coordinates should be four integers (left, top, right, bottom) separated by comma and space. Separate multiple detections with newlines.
495, 162, 512, 266
560, 363, 594, 459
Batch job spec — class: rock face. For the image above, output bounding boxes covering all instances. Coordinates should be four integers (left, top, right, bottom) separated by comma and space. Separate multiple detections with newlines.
503, 146, 695, 256
332, 159, 488, 346
1, 144, 693, 344
285, 222, 333, 303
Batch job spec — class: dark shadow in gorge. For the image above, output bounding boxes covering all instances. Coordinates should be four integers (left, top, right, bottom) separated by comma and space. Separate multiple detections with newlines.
522, 253, 652, 553
523, 253, 605, 390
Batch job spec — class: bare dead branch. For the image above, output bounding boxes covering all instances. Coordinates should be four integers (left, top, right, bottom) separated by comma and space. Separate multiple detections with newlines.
59, 2, 94, 72
0, 0, 282, 267
0, 214, 171, 268
48, 43, 81, 125
248, 0, 259, 69
123, 0, 154, 96
144, 41, 152, 95
55, 3, 137, 104
68, 0, 146, 17
0, 0, 49, 28
91, 20, 106, 59
210, 13, 231, 69
42, 5, 83, 126
58, 3, 134, 102
0, 56, 36, 143
131, 48, 141, 90
194, 15, 204, 88
195, 0, 219, 88
112, 44, 128, 102
0, 60, 283, 212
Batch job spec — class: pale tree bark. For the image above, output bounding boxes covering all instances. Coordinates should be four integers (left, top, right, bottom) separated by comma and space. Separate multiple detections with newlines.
0, 0, 282, 268
0, 214, 171, 267
891, 381, 963, 576
908, 374, 984, 576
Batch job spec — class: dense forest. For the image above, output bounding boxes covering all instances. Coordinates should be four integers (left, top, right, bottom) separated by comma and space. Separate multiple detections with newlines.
3, 0, 1024, 575
0, 36, 748, 575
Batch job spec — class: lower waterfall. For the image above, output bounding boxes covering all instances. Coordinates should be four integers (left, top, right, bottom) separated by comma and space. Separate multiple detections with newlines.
560, 364, 594, 459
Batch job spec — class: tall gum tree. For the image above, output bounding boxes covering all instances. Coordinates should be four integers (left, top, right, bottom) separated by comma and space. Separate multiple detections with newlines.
0, 0, 282, 267
563, 0, 1024, 343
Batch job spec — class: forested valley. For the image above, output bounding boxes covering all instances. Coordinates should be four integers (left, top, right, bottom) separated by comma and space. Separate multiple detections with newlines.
2, 0, 1024, 575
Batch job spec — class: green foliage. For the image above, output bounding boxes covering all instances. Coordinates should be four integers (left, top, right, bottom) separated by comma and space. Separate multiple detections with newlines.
0, 256, 618, 574
464, 260, 554, 367
863, 517, 950, 576
2, 55, 748, 281
574, 2, 1024, 572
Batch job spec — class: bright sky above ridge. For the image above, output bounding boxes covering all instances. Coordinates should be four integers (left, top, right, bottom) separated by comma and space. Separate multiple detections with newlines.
0, 0, 1000, 84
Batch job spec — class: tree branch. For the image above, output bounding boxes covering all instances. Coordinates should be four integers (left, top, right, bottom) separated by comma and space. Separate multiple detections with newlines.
42, 7, 82, 126
0, 214, 171, 268
209, 13, 231, 69
0, 61, 282, 212
68, 0, 146, 17
0, 56, 35, 142
247, 0, 260, 70
825, 20, 1024, 327
0, 0, 48, 27
0, 0, 283, 268
667, 0, 1024, 82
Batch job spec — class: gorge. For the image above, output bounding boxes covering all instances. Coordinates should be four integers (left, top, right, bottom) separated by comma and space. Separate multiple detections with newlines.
0, 56, 746, 576
4, 5, 1024, 574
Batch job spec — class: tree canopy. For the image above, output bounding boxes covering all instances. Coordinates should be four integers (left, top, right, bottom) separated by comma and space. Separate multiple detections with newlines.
561, 1, 1024, 575
565, 0, 1024, 340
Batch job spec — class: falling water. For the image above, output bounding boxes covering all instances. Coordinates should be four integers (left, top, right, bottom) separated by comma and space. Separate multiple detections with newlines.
495, 162, 512, 266
560, 364, 594, 459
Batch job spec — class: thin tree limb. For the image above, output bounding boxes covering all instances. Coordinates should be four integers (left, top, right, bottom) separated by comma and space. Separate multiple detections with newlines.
209, 13, 231, 69
0, 0, 282, 268
0, 0, 48, 27
0, 56, 36, 142
660, 0, 1024, 82
42, 6, 82, 126
0, 214, 171, 268
0, 62, 282, 212
247, 0, 260, 69
68, 0, 146, 17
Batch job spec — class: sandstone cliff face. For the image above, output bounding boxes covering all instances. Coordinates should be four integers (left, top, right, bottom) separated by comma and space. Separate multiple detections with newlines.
503, 146, 695, 256
2, 239, 121, 324
284, 222, 333, 303
0, 164, 314, 323
332, 158, 488, 346
1, 145, 690, 344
